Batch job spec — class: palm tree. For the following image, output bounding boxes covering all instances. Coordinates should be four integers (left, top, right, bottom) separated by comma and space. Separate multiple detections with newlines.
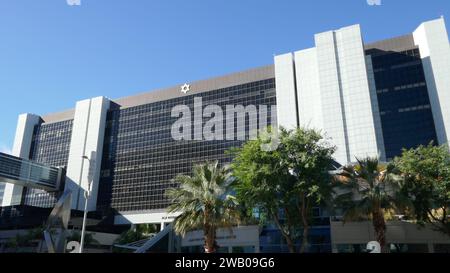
334, 157, 403, 253
165, 161, 240, 253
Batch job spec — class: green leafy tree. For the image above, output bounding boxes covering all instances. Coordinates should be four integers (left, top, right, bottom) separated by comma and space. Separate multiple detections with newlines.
6, 226, 45, 252
230, 127, 336, 253
335, 157, 404, 253
230, 131, 297, 252
113, 224, 158, 253
116, 224, 158, 244
166, 161, 240, 253
279, 128, 336, 252
393, 143, 450, 236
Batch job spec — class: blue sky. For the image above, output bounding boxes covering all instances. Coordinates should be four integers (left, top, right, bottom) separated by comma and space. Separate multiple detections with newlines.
0, 0, 448, 153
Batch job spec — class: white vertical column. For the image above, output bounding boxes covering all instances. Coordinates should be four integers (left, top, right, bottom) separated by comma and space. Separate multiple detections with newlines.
1, 114, 41, 206
64, 96, 110, 211
313, 25, 382, 164
65, 99, 91, 210
274, 53, 298, 130
295, 48, 323, 130
315, 30, 350, 164
334, 25, 381, 162
413, 17, 450, 146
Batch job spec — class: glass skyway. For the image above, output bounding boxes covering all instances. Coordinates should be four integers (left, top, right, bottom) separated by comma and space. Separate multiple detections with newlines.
0, 152, 64, 191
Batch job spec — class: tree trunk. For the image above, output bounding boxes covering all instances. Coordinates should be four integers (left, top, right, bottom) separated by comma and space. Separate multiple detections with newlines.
299, 195, 310, 253
272, 212, 296, 253
372, 209, 387, 253
203, 209, 217, 253
300, 225, 309, 253
284, 234, 296, 253
427, 207, 450, 237
203, 225, 216, 253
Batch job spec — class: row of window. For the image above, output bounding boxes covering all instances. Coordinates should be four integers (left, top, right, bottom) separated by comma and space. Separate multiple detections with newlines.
22, 119, 74, 208
97, 78, 276, 212
370, 47, 438, 159
376, 82, 426, 94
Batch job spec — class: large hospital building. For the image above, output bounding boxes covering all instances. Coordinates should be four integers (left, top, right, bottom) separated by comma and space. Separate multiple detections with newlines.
0, 18, 449, 252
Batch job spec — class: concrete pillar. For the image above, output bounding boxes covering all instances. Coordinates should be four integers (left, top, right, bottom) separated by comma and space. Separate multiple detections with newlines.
64, 97, 110, 211
1, 114, 41, 206
413, 17, 450, 146
274, 53, 299, 130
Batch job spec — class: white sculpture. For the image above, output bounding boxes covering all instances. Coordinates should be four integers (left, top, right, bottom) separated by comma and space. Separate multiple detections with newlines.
67, 241, 81, 253
366, 241, 381, 253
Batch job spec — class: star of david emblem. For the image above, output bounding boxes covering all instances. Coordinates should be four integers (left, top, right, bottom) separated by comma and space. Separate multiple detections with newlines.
181, 83, 190, 94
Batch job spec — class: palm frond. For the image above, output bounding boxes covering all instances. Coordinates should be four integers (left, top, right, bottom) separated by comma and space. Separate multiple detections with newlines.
165, 161, 241, 236
336, 156, 405, 223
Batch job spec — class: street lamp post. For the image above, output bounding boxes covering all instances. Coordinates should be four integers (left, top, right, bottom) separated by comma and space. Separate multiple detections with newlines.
79, 155, 93, 253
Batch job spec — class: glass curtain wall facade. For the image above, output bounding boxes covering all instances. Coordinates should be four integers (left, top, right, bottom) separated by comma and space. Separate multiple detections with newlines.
97, 79, 276, 213
366, 46, 438, 160
21, 119, 73, 207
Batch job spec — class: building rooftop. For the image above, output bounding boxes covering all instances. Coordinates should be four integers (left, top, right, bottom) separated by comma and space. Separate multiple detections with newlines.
41, 64, 275, 123
40, 31, 424, 124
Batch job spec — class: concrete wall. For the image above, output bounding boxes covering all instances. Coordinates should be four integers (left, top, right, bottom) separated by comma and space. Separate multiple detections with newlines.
274, 53, 298, 130
295, 48, 323, 130
330, 220, 450, 253
64, 97, 110, 211
114, 210, 181, 230
413, 17, 450, 146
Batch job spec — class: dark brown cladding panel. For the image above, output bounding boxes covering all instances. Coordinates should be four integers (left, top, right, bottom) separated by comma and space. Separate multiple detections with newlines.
39, 34, 419, 124
113, 64, 274, 108
41, 65, 275, 123
364, 34, 417, 53
41, 109, 75, 124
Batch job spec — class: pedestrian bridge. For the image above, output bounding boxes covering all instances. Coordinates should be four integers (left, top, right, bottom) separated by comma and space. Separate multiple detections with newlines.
0, 152, 64, 191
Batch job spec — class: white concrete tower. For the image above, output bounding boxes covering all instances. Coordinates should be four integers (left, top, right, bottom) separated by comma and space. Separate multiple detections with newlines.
274, 52, 299, 130
413, 17, 450, 146
275, 24, 385, 165
64, 96, 110, 211
1, 114, 41, 206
